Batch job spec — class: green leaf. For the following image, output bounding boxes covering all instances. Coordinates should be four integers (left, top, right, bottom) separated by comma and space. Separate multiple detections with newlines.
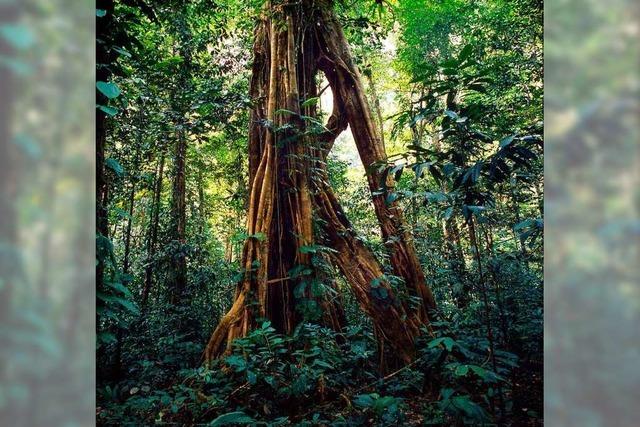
444, 110, 458, 120
105, 158, 125, 177
386, 192, 398, 205
374, 287, 388, 299
499, 135, 516, 148
428, 337, 456, 352
113, 46, 132, 58
299, 244, 336, 254
451, 395, 489, 420
274, 108, 298, 116
115, 297, 139, 315
370, 276, 384, 288
299, 245, 318, 254
96, 81, 121, 99
354, 393, 377, 408
224, 355, 246, 372
98, 105, 118, 116
247, 370, 257, 385
413, 162, 427, 179
389, 164, 404, 181
440, 388, 455, 400
312, 360, 334, 370
455, 364, 469, 376
301, 97, 320, 108
289, 264, 312, 278
104, 280, 133, 298
98, 331, 117, 344
469, 161, 483, 183
156, 56, 184, 69
458, 44, 473, 62
443, 206, 454, 220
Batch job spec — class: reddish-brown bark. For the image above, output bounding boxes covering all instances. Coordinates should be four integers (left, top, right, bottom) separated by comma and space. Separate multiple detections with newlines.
205, 0, 435, 365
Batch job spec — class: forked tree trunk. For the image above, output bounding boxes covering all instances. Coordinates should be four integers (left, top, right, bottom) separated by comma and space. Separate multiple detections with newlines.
205, 0, 435, 365
314, 6, 436, 319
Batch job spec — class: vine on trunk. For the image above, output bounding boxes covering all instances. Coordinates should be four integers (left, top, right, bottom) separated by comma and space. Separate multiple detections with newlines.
205, 0, 436, 366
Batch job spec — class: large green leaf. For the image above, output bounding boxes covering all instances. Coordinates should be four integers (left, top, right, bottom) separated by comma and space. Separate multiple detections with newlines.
115, 297, 139, 315
301, 96, 319, 108
458, 44, 474, 62
210, 411, 255, 426
104, 280, 133, 298
98, 105, 118, 116
428, 337, 457, 352
455, 364, 470, 376
96, 81, 121, 99
105, 158, 125, 176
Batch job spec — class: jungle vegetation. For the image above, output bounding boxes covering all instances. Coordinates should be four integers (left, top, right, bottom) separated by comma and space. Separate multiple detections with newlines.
96, 0, 543, 424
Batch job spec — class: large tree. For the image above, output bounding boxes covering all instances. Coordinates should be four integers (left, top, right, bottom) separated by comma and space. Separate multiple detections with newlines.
205, 0, 436, 365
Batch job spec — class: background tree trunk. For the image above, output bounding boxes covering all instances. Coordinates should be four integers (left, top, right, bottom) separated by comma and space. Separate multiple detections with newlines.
96, 0, 115, 304
170, 129, 187, 304
142, 153, 165, 308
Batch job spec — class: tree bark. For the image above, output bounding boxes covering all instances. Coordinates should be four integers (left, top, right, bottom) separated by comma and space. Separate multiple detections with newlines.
314, 4, 436, 320
142, 153, 165, 308
170, 129, 187, 304
205, 0, 435, 365
364, 68, 385, 147
123, 146, 141, 275
96, 0, 115, 302
169, 15, 193, 305
205, 7, 318, 360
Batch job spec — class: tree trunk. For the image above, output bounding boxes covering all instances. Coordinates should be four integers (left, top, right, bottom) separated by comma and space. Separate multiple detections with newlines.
170, 128, 187, 304
122, 149, 141, 275
197, 168, 206, 235
205, 7, 317, 360
142, 153, 165, 308
169, 18, 193, 305
313, 169, 420, 363
96, 0, 114, 303
443, 217, 469, 307
205, 0, 435, 365
314, 4, 436, 319
364, 68, 385, 147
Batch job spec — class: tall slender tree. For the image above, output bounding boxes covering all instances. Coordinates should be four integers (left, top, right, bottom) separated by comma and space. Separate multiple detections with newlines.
168, 13, 192, 305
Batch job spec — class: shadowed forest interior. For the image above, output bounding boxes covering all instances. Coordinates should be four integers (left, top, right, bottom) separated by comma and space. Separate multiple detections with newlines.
96, 0, 543, 425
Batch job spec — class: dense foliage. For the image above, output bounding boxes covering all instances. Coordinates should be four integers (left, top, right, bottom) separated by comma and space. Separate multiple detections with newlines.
96, 0, 543, 425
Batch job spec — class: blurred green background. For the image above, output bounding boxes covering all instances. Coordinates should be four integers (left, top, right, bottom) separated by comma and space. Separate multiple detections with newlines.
545, 0, 640, 425
0, 0, 94, 425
